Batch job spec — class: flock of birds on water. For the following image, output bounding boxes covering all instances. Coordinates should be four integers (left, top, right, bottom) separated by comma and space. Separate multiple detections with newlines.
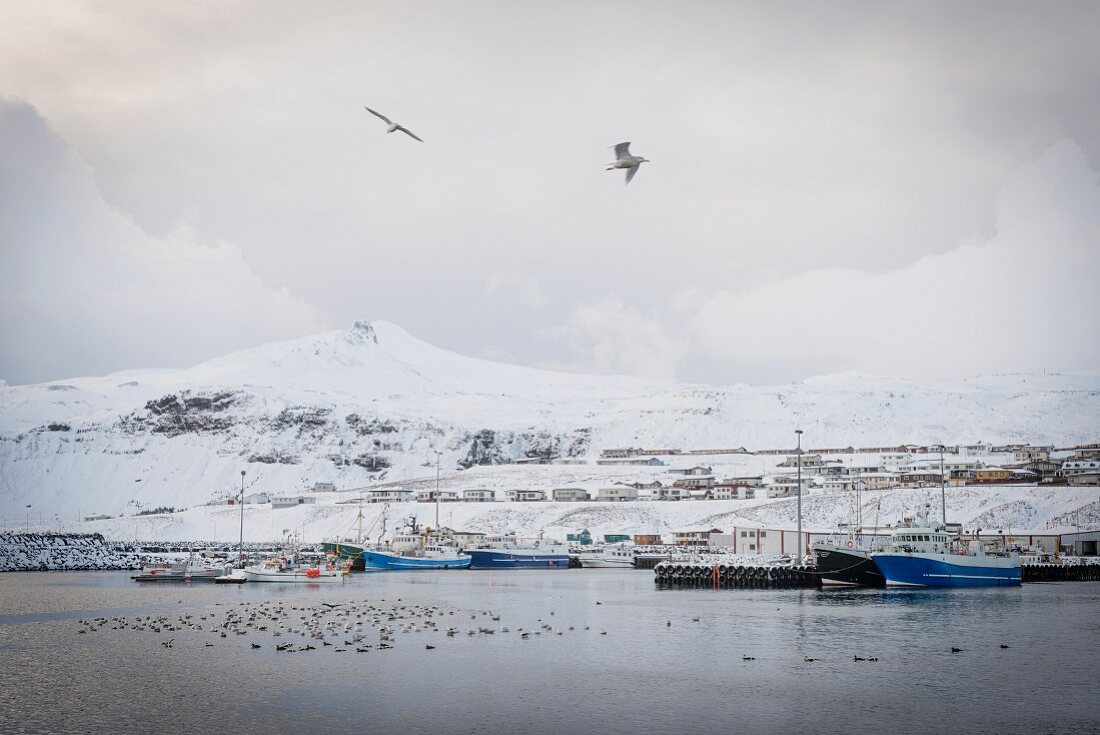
364, 105, 650, 185
70, 596, 1011, 662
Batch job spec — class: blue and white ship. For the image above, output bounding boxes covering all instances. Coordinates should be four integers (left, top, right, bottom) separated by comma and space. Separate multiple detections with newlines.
871, 510, 1020, 588
358, 521, 471, 570
464, 533, 570, 569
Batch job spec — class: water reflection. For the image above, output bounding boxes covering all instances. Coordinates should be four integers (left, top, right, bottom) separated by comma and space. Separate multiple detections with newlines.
0, 570, 1096, 734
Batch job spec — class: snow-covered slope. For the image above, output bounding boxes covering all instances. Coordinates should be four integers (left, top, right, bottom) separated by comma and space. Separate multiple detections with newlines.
1, 320, 1097, 526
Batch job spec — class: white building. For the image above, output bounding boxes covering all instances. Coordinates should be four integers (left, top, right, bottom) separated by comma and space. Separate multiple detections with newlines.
880, 453, 911, 471
515, 489, 546, 502
859, 472, 900, 490
367, 488, 413, 504
271, 495, 317, 509
462, 489, 496, 502
416, 490, 460, 503
552, 488, 589, 502
311, 482, 337, 493
596, 487, 639, 502
243, 492, 270, 504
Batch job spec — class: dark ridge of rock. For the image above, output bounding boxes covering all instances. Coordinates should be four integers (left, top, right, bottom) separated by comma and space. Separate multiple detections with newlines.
46, 422, 71, 432
352, 453, 391, 471
345, 413, 400, 435
247, 452, 301, 465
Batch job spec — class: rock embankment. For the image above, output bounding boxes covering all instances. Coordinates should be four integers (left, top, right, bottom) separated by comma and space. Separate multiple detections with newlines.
0, 532, 141, 571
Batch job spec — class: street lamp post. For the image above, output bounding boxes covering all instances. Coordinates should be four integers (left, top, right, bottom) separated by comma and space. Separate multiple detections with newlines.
795, 430, 803, 562
238, 470, 246, 567
434, 451, 442, 532
25, 504, 31, 532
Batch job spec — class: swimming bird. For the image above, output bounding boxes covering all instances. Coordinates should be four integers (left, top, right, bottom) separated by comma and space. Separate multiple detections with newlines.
364, 106, 424, 142
605, 142, 649, 185
999, 644, 1009, 649
951, 647, 962, 653
853, 655, 865, 661
803, 656, 816, 662
742, 655, 755, 661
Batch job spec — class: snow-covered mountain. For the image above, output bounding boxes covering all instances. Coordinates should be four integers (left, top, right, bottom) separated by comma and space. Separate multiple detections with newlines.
1, 320, 1098, 524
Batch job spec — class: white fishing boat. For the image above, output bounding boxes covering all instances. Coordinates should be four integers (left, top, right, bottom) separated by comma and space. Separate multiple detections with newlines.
131, 551, 230, 582
243, 556, 345, 584
578, 543, 636, 569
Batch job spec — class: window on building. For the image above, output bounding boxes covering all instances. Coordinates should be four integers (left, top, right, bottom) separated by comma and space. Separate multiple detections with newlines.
760, 531, 767, 537
749, 544, 756, 550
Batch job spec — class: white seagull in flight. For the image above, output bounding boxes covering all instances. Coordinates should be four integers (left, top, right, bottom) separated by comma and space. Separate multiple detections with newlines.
606, 142, 649, 184
364, 106, 424, 142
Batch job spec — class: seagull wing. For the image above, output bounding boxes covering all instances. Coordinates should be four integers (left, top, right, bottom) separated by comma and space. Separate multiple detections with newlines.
364, 106, 393, 125
396, 125, 424, 142
613, 142, 632, 160
625, 165, 639, 185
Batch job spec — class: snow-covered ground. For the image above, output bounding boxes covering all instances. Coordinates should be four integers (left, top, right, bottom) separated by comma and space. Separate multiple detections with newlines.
1, 320, 1097, 535
18, 464, 1100, 544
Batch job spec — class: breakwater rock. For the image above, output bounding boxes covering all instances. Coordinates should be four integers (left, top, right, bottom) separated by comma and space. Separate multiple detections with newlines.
0, 532, 142, 571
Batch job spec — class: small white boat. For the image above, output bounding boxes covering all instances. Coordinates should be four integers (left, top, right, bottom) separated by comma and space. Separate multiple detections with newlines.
579, 543, 635, 569
243, 557, 345, 584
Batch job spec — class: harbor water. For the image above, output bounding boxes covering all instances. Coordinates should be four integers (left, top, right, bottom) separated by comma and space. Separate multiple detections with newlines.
0, 570, 1097, 734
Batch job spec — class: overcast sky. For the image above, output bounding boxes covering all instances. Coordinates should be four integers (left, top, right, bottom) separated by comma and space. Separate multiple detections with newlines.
1, 1, 1098, 386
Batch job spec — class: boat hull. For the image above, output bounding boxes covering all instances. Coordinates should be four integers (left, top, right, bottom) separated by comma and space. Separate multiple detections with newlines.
360, 550, 471, 570
242, 568, 345, 583
321, 542, 367, 571
465, 549, 570, 569
812, 544, 885, 587
872, 552, 1021, 587
578, 557, 635, 569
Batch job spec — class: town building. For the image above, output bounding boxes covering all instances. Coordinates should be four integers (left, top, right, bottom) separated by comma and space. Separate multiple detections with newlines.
596, 486, 640, 502
552, 487, 589, 502
462, 489, 496, 502
271, 495, 317, 509
515, 489, 546, 502
367, 488, 413, 503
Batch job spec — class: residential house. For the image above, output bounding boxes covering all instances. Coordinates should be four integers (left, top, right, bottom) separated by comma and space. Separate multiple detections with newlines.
1014, 446, 1053, 462
311, 482, 337, 493
367, 488, 413, 503
515, 489, 547, 502
672, 527, 724, 545
462, 489, 496, 502
672, 476, 715, 490
633, 534, 662, 545
243, 492, 270, 504
1063, 460, 1100, 486
971, 467, 1012, 483
271, 495, 317, 509
552, 487, 589, 502
859, 472, 900, 490
899, 470, 943, 488
416, 489, 461, 503
667, 465, 713, 476
596, 486, 640, 502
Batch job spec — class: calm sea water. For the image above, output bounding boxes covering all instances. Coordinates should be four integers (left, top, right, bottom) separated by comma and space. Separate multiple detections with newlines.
0, 570, 1097, 735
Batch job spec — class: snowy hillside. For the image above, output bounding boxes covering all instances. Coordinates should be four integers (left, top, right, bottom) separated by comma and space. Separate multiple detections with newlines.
1, 320, 1098, 529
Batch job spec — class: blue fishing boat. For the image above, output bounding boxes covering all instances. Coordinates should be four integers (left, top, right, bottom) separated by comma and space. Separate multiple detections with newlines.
360, 543, 471, 570
464, 534, 570, 569
871, 510, 1020, 587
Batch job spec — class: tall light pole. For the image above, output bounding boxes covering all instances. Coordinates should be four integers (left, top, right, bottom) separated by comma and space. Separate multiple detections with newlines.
238, 470, 246, 567
795, 429, 803, 562
434, 451, 442, 532
938, 444, 946, 527
25, 504, 31, 532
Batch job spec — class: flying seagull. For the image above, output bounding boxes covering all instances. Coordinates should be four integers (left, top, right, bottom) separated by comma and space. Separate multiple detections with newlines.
606, 142, 649, 184
364, 106, 424, 142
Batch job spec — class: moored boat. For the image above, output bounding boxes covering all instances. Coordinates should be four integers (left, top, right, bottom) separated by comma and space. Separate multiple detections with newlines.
812, 540, 885, 587
359, 544, 471, 570
871, 511, 1021, 588
578, 543, 636, 569
131, 553, 230, 582
464, 534, 570, 569
242, 555, 345, 583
